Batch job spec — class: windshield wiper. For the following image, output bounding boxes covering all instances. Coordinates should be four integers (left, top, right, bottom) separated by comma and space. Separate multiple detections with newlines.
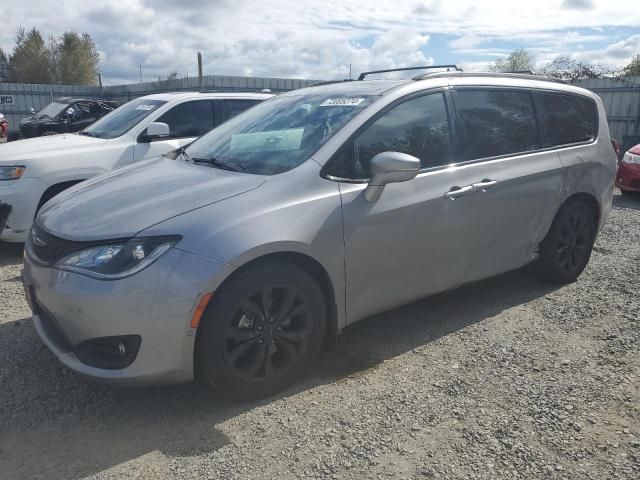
78, 131, 99, 137
191, 157, 246, 172
164, 145, 190, 160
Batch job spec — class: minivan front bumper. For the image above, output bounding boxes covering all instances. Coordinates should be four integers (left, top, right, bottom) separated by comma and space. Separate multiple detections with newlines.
23, 246, 235, 386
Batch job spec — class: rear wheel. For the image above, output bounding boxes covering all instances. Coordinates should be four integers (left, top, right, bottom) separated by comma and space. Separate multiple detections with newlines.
536, 201, 597, 284
197, 261, 326, 400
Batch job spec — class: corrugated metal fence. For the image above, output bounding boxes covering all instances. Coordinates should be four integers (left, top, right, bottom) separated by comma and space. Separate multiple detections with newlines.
2, 75, 640, 148
0, 74, 320, 134
572, 76, 640, 151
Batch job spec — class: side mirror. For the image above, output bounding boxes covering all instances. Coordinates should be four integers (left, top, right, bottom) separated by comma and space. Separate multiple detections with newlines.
140, 122, 170, 143
364, 151, 420, 201
29, 107, 36, 114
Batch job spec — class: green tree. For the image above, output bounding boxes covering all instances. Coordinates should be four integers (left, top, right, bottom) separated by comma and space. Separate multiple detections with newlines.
622, 54, 640, 77
9, 27, 52, 84
51, 31, 100, 85
490, 49, 534, 73
0, 48, 10, 82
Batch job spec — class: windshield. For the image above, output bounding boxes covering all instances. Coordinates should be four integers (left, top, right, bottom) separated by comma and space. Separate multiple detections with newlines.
184, 94, 375, 175
82, 98, 166, 139
37, 101, 68, 118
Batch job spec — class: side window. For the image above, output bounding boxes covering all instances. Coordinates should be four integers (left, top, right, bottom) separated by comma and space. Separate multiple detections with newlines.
533, 92, 597, 147
69, 103, 93, 120
220, 99, 261, 123
326, 93, 451, 180
453, 89, 539, 161
156, 100, 214, 138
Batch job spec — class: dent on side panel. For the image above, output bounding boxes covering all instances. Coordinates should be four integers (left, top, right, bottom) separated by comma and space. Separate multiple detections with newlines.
557, 139, 617, 231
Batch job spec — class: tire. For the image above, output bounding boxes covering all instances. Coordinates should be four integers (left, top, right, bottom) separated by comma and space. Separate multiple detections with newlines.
536, 201, 597, 284
197, 261, 327, 400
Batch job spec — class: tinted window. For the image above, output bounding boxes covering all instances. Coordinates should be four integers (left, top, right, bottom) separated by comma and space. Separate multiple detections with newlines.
156, 100, 214, 138
221, 99, 261, 123
326, 93, 451, 180
184, 94, 374, 175
454, 90, 539, 161
534, 92, 597, 147
83, 98, 166, 139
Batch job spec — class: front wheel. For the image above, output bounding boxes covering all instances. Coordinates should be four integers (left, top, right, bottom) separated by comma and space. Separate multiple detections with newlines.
536, 201, 597, 284
197, 261, 327, 400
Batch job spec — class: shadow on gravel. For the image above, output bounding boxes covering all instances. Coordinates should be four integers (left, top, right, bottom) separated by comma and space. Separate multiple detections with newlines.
613, 192, 640, 211
0, 241, 24, 266
0, 264, 561, 479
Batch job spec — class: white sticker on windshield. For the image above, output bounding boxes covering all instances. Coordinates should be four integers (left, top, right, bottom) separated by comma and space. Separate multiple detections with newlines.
135, 104, 156, 111
320, 98, 365, 107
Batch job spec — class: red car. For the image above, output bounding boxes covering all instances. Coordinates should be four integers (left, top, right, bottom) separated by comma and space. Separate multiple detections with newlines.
0, 113, 7, 143
616, 143, 640, 195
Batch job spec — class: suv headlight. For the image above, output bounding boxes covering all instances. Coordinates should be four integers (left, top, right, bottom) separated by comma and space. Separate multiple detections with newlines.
623, 152, 640, 164
55, 236, 181, 280
0, 166, 25, 181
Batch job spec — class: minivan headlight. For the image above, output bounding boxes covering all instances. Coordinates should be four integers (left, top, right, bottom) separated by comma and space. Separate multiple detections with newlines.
623, 152, 640, 164
0, 166, 25, 181
56, 236, 181, 279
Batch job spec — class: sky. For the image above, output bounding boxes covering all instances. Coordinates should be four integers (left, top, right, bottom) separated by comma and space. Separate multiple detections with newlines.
1, 0, 640, 84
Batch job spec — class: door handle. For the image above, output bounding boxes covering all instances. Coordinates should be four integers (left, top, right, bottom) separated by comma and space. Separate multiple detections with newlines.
472, 179, 498, 192
444, 185, 474, 199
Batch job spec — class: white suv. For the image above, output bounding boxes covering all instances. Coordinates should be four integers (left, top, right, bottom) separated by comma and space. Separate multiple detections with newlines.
0, 92, 272, 242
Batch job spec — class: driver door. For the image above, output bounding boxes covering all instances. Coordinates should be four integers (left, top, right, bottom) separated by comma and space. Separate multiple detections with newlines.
132, 99, 216, 161
331, 91, 476, 323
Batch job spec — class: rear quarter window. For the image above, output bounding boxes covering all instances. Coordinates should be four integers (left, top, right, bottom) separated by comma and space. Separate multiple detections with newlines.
452, 89, 540, 161
533, 92, 597, 147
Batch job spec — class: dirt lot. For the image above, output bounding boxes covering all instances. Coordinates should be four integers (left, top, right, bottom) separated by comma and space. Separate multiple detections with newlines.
0, 192, 638, 480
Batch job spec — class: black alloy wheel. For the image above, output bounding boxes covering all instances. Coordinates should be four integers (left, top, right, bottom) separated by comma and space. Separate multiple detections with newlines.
536, 201, 596, 283
223, 284, 313, 382
197, 261, 327, 400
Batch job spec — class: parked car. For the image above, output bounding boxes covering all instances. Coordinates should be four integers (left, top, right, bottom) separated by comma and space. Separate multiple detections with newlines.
0, 113, 7, 143
22, 70, 616, 399
616, 143, 640, 195
18, 98, 119, 139
0, 92, 271, 242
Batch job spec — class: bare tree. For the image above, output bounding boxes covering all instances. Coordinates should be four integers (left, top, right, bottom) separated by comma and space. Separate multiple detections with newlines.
490, 49, 534, 73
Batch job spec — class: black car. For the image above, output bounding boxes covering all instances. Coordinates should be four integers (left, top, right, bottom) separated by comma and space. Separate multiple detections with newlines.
18, 97, 119, 139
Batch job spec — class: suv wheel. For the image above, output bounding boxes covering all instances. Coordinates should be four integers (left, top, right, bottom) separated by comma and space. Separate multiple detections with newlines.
536, 201, 596, 283
197, 261, 326, 400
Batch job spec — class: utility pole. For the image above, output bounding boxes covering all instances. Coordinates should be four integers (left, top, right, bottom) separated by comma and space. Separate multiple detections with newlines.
349, 63, 352, 80
197, 52, 203, 90
139, 65, 143, 85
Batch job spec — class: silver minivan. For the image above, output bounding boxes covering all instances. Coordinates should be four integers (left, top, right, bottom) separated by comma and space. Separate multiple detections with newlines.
22, 70, 616, 399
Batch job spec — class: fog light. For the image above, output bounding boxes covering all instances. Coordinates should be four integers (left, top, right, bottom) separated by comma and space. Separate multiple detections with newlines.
74, 335, 141, 370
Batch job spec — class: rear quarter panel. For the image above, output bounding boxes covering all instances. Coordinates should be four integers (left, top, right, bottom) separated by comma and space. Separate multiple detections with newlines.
557, 95, 616, 231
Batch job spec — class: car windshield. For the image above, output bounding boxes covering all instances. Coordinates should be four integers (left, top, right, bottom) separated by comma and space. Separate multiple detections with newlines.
184, 93, 376, 175
37, 101, 68, 118
82, 98, 166, 139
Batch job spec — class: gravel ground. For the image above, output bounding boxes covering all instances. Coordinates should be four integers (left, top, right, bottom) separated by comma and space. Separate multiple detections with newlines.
0, 192, 638, 480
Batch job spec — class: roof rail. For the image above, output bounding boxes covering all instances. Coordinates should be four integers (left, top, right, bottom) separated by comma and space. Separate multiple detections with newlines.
358, 65, 462, 81
311, 79, 354, 87
411, 71, 567, 84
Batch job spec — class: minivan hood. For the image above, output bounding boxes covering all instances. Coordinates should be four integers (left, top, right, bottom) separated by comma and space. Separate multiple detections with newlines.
38, 158, 265, 241
0, 133, 104, 160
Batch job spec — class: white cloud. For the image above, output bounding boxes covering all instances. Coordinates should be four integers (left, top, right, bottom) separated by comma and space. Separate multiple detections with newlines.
561, 0, 595, 10
1, 0, 639, 83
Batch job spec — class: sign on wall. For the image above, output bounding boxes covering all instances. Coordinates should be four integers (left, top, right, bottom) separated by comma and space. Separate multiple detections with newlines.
0, 95, 15, 105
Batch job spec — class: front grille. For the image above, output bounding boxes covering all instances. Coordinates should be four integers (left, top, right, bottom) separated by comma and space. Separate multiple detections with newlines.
28, 224, 127, 266
29, 225, 91, 264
